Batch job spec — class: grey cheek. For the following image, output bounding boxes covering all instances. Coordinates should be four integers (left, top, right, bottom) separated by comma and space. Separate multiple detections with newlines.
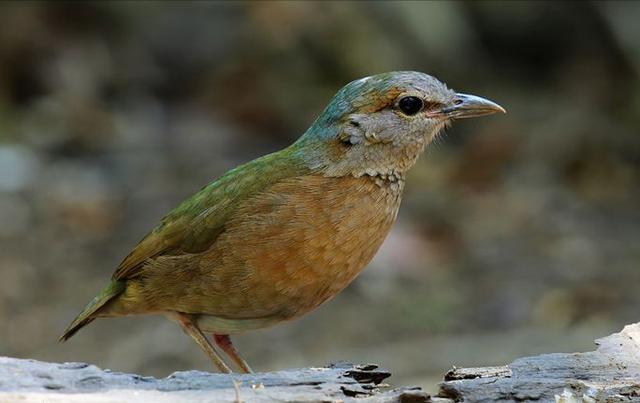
339, 126, 364, 145
355, 114, 396, 145
364, 130, 381, 143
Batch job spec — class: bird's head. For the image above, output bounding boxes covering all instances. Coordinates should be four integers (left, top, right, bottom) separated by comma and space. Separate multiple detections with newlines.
296, 71, 505, 179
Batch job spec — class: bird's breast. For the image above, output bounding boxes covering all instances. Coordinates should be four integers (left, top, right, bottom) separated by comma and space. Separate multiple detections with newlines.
201, 174, 404, 320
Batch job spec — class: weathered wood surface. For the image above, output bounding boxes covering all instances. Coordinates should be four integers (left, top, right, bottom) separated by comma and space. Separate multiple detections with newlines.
0, 359, 430, 402
437, 323, 640, 402
1, 323, 639, 402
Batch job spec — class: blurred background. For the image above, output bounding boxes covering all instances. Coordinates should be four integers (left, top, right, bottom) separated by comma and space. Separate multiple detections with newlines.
0, 0, 639, 392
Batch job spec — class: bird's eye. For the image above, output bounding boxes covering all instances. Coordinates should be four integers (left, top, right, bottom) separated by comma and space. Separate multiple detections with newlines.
398, 96, 424, 116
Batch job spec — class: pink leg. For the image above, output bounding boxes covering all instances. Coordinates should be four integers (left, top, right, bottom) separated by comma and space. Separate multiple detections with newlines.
214, 334, 253, 373
170, 313, 231, 373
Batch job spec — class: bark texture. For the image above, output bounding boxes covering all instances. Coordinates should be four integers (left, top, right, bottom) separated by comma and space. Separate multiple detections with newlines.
1, 324, 639, 402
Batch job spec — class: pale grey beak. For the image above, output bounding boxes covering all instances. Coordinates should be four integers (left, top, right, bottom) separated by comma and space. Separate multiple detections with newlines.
441, 93, 506, 119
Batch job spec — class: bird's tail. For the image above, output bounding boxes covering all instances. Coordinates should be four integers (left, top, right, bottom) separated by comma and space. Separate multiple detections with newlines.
59, 280, 126, 342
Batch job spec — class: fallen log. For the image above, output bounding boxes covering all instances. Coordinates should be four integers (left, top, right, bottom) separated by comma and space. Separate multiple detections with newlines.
1, 323, 638, 402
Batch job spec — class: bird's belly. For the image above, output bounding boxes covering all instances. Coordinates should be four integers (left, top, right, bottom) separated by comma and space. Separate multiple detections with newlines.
194, 175, 403, 323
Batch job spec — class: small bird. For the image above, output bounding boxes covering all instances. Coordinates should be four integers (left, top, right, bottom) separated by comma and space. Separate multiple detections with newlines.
60, 71, 505, 373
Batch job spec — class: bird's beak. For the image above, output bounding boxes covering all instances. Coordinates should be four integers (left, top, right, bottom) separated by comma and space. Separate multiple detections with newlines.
440, 93, 506, 119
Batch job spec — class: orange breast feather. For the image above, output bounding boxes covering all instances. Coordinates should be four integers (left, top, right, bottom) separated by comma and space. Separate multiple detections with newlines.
125, 175, 403, 322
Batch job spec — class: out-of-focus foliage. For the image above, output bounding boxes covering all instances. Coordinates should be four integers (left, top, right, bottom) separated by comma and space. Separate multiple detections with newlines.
0, 1, 638, 389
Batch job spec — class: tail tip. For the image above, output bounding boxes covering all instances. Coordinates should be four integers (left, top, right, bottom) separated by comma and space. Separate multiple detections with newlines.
58, 318, 92, 343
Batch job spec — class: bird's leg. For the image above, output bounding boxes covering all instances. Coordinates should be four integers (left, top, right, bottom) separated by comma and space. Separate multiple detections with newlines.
213, 334, 253, 374
172, 313, 232, 373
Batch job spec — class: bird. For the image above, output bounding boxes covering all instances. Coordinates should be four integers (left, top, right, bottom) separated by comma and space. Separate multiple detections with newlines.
60, 71, 505, 373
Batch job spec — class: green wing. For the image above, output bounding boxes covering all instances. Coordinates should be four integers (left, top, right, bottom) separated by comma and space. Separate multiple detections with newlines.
112, 148, 308, 281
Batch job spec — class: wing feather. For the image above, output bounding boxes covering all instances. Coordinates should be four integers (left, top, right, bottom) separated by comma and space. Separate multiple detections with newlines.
112, 149, 308, 281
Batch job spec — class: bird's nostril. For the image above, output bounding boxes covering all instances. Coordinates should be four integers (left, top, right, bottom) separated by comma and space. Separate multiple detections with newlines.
453, 99, 464, 106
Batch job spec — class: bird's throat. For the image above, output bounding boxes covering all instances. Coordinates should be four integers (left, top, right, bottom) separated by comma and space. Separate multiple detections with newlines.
294, 135, 425, 186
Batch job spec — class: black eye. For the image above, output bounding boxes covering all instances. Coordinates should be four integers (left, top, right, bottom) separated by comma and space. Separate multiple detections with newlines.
398, 96, 424, 116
